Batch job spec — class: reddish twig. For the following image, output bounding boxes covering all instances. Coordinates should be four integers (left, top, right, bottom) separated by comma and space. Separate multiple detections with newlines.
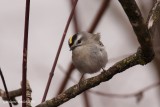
82, 92, 91, 107
70, 1, 91, 107
56, 0, 79, 95
89, 82, 160, 103
57, 64, 75, 94
58, 65, 77, 83
22, 0, 30, 107
0, 68, 12, 107
41, 0, 79, 102
88, 0, 111, 33
71, 0, 80, 32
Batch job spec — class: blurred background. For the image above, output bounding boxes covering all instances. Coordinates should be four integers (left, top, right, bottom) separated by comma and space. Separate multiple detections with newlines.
0, 0, 160, 107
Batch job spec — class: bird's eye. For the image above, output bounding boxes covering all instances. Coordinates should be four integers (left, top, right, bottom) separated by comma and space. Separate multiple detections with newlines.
77, 40, 81, 44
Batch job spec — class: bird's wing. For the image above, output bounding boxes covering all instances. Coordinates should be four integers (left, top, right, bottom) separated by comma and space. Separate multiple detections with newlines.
91, 33, 101, 41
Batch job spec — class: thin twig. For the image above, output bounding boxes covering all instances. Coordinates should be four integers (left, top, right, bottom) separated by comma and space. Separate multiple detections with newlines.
88, 0, 111, 33
0, 88, 22, 105
41, 0, 79, 102
0, 68, 12, 107
89, 82, 159, 103
22, 0, 30, 107
57, 64, 75, 94
71, 0, 80, 32
71, 0, 91, 107
88, 82, 160, 98
58, 64, 78, 83
70, 1, 91, 107
57, 1, 78, 92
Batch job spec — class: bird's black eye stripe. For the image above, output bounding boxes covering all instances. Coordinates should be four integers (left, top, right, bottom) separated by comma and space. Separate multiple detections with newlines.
72, 34, 78, 42
68, 33, 78, 47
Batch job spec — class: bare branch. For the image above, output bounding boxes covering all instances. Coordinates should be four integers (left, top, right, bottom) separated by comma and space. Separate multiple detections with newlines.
118, 0, 154, 61
0, 88, 21, 105
0, 81, 32, 106
0, 68, 12, 107
58, 65, 160, 102
22, 0, 30, 107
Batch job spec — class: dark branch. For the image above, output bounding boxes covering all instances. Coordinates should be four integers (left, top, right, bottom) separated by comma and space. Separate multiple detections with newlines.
0, 88, 21, 105
59, 65, 160, 102
0, 68, 12, 107
0, 81, 32, 106
22, 0, 30, 107
118, 0, 154, 62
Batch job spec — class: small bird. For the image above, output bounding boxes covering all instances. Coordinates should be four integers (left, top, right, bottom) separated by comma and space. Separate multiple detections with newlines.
68, 31, 108, 82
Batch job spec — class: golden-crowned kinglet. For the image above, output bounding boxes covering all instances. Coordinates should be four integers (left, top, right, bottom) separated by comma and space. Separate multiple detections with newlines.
68, 32, 108, 77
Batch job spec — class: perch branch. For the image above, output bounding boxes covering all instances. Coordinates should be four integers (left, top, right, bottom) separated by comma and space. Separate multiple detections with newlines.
59, 66, 159, 103
36, 49, 153, 107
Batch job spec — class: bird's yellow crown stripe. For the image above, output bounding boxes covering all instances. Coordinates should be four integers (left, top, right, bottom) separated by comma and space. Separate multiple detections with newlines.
69, 36, 73, 44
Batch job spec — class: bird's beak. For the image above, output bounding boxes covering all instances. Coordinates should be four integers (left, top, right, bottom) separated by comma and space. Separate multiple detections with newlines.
70, 45, 76, 51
